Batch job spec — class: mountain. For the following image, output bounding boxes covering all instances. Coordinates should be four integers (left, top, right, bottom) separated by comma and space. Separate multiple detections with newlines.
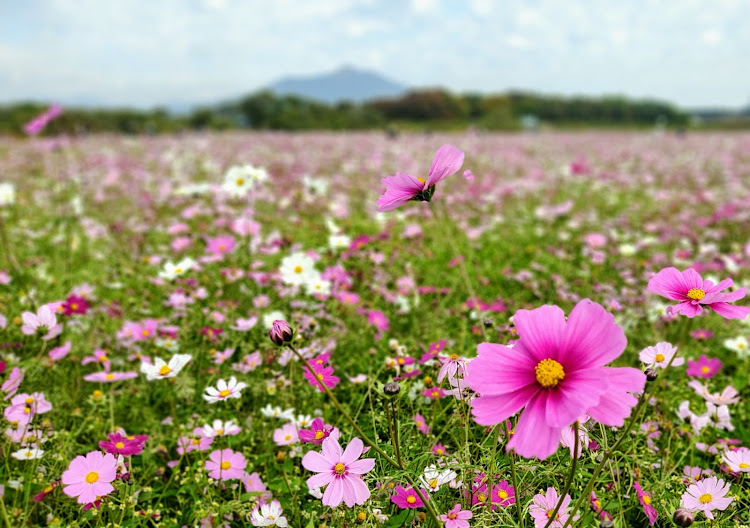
269, 66, 407, 104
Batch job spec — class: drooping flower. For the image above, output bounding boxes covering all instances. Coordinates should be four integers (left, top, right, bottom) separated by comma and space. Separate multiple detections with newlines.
391, 485, 426, 509
61, 451, 117, 504
301, 436, 375, 508
203, 376, 247, 403
529, 487, 577, 528
639, 342, 684, 369
467, 300, 646, 459
680, 476, 733, 520
140, 354, 192, 381
647, 267, 750, 319
440, 503, 472, 528
83, 371, 138, 383
633, 481, 658, 525
686, 355, 722, 378
205, 449, 247, 481
376, 144, 464, 211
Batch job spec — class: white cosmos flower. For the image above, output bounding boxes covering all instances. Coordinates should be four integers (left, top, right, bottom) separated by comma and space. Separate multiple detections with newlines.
222, 165, 256, 198
158, 257, 196, 281
11, 448, 44, 460
203, 376, 247, 403
303, 275, 331, 297
260, 404, 296, 421
0, 183, 15, 206
140, 354, 192, 381
419, 465, 457, 493
250, 499, 288, 527
279, 252, 318, 286
328, 234, 351, 250
723, 336, 750, 358
202, 419, 241, 438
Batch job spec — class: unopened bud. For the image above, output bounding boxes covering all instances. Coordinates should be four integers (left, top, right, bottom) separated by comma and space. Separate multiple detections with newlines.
383, 382, 401, 397
645, 368, 658, 382
672, 508, 694, 527
599, 521, 614, 528
482, 318, 494, 328
269, 320, 293, 346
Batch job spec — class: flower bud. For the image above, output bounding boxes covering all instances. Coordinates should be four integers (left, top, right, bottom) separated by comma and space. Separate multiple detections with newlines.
600, 522, 614, 528
269, 320, 293, 346
482, 318, 494, 328
383, 382, 401, 397
672, 508, 694, 527
645, 368, 658, 382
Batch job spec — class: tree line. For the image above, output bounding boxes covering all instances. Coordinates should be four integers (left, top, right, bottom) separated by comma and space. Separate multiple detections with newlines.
0, 89, 692, 136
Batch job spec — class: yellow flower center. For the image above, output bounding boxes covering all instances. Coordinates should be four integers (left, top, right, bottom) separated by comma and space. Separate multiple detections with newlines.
435, 448, 443, 454
334, 462, 346, 475
115, 442, 125, 449
25, 397, 34, 404
105, 374, 114, 380
739, 463, 749, 469
357, 512, 366, 521
175, 268, 183, 274
547, 510, 559, 520
406, 495, 417, 504
99, 355, 108, 362
71, 303, 79, 310
216, 429, 224, 435
428, 478, 438, 489
219, 389, 231, 398
220, 461, 231, 470
699, 493, 712, 504
236, 178, 244, 185
43, 485, 53, 493
654, 353, 665, 362
294, 265, 303, 274
477, 493, 486, 503
158, 365, 172, 376
192, 438, 200, 445
643, 496, 652, 505
535, 359, 565, 388
142, 330, 150, 337
314, 430, 325, 440
447, 513, 457, 520
85, 472, 99, 484
686, 288, 705, 301
416, 177, 426, 184
284, 434, 291, 441
701, 366, 710, 373
498, 489, 508, 500
450, 354, 459, 361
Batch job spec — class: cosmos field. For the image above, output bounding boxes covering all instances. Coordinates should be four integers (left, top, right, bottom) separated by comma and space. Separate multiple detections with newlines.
1, 131, 750, 527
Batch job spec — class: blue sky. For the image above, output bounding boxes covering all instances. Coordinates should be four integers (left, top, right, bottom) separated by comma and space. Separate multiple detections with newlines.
1, 0, 748, 108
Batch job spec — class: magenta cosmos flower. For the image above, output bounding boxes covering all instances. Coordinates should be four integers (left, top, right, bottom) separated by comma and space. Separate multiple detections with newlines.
301, 436, 375, 508
633, 481, 658, 525
376, 144, 464, 211
686, 355, 722, 378
61, 451, 117, 504
205, 448, 247, 481
467, 299, 646, 460
648, 267, 750, 319
391, 485, 425, 509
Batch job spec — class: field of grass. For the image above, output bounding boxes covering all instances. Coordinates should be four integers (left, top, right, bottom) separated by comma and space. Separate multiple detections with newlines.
1, 131, 750, 527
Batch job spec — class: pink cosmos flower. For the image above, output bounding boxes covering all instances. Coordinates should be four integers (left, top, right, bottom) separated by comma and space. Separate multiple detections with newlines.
61, 451, 117, 504
440, 504, 472, 528
205, 449, 247, 481
301, 436, 375, 508
413, 413, 431, 435
1, 367, 23, 399
681, 476, 733, 520
21, 305, 62, 340
177, 434, 213, 454
633, 481, 658, 525
10, 392, 52, 414
529, 487, 577, 528
49, 341, 72, 362
722, 448, 750, 473
648, 267, 750, 319
467, 299, 646, 459
639, 342, 683, 369
303, 363, 340, 392
83, 371, 138, 383
205, 235, 235, 256
376, 144, 464, 211
686, 355, 722, 378
273, 423, 299, 446
391, 485, 426, 509
437, 353, 469, 383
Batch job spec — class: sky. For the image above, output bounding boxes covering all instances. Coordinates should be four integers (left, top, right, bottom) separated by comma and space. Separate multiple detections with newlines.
1, 0, 748, 109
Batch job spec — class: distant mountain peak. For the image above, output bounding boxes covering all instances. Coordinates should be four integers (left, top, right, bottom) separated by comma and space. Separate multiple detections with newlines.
269, 66, 407, 104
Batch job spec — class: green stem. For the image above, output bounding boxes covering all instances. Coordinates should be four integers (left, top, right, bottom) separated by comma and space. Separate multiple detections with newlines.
0, 494, 12, 528
543, 421, 580, 528
508, 438, 524, 528
402, 473, 443, 528
390, 401, 404, 469
485, 425, 501, 513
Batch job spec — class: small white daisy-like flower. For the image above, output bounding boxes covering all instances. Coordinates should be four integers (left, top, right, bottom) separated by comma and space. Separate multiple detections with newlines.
0, 182, 15, 206
140, 354, 192, 381
11, 448, 45, 460
723, 336, 749, 358
203, 376, 247, 403
260, 404, 295, 421
328, 234, 351, 250
419, 464, 457, 493
250, 499, 288, 527
201, 419, 242, 438
279, 252, 318, 286
158, 257, 196, 281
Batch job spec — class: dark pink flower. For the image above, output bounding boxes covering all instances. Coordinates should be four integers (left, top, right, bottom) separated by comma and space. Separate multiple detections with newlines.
391, 485, 425, 509
686, 355, 722, 378
633, 481, 658, 525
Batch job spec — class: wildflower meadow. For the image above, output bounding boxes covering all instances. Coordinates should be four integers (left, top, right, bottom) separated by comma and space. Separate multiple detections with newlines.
2, 128, 750, 528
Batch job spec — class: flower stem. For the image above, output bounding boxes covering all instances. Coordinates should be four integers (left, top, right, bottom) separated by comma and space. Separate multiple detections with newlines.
508, 441, 524, 528
543, 421, 580, 528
